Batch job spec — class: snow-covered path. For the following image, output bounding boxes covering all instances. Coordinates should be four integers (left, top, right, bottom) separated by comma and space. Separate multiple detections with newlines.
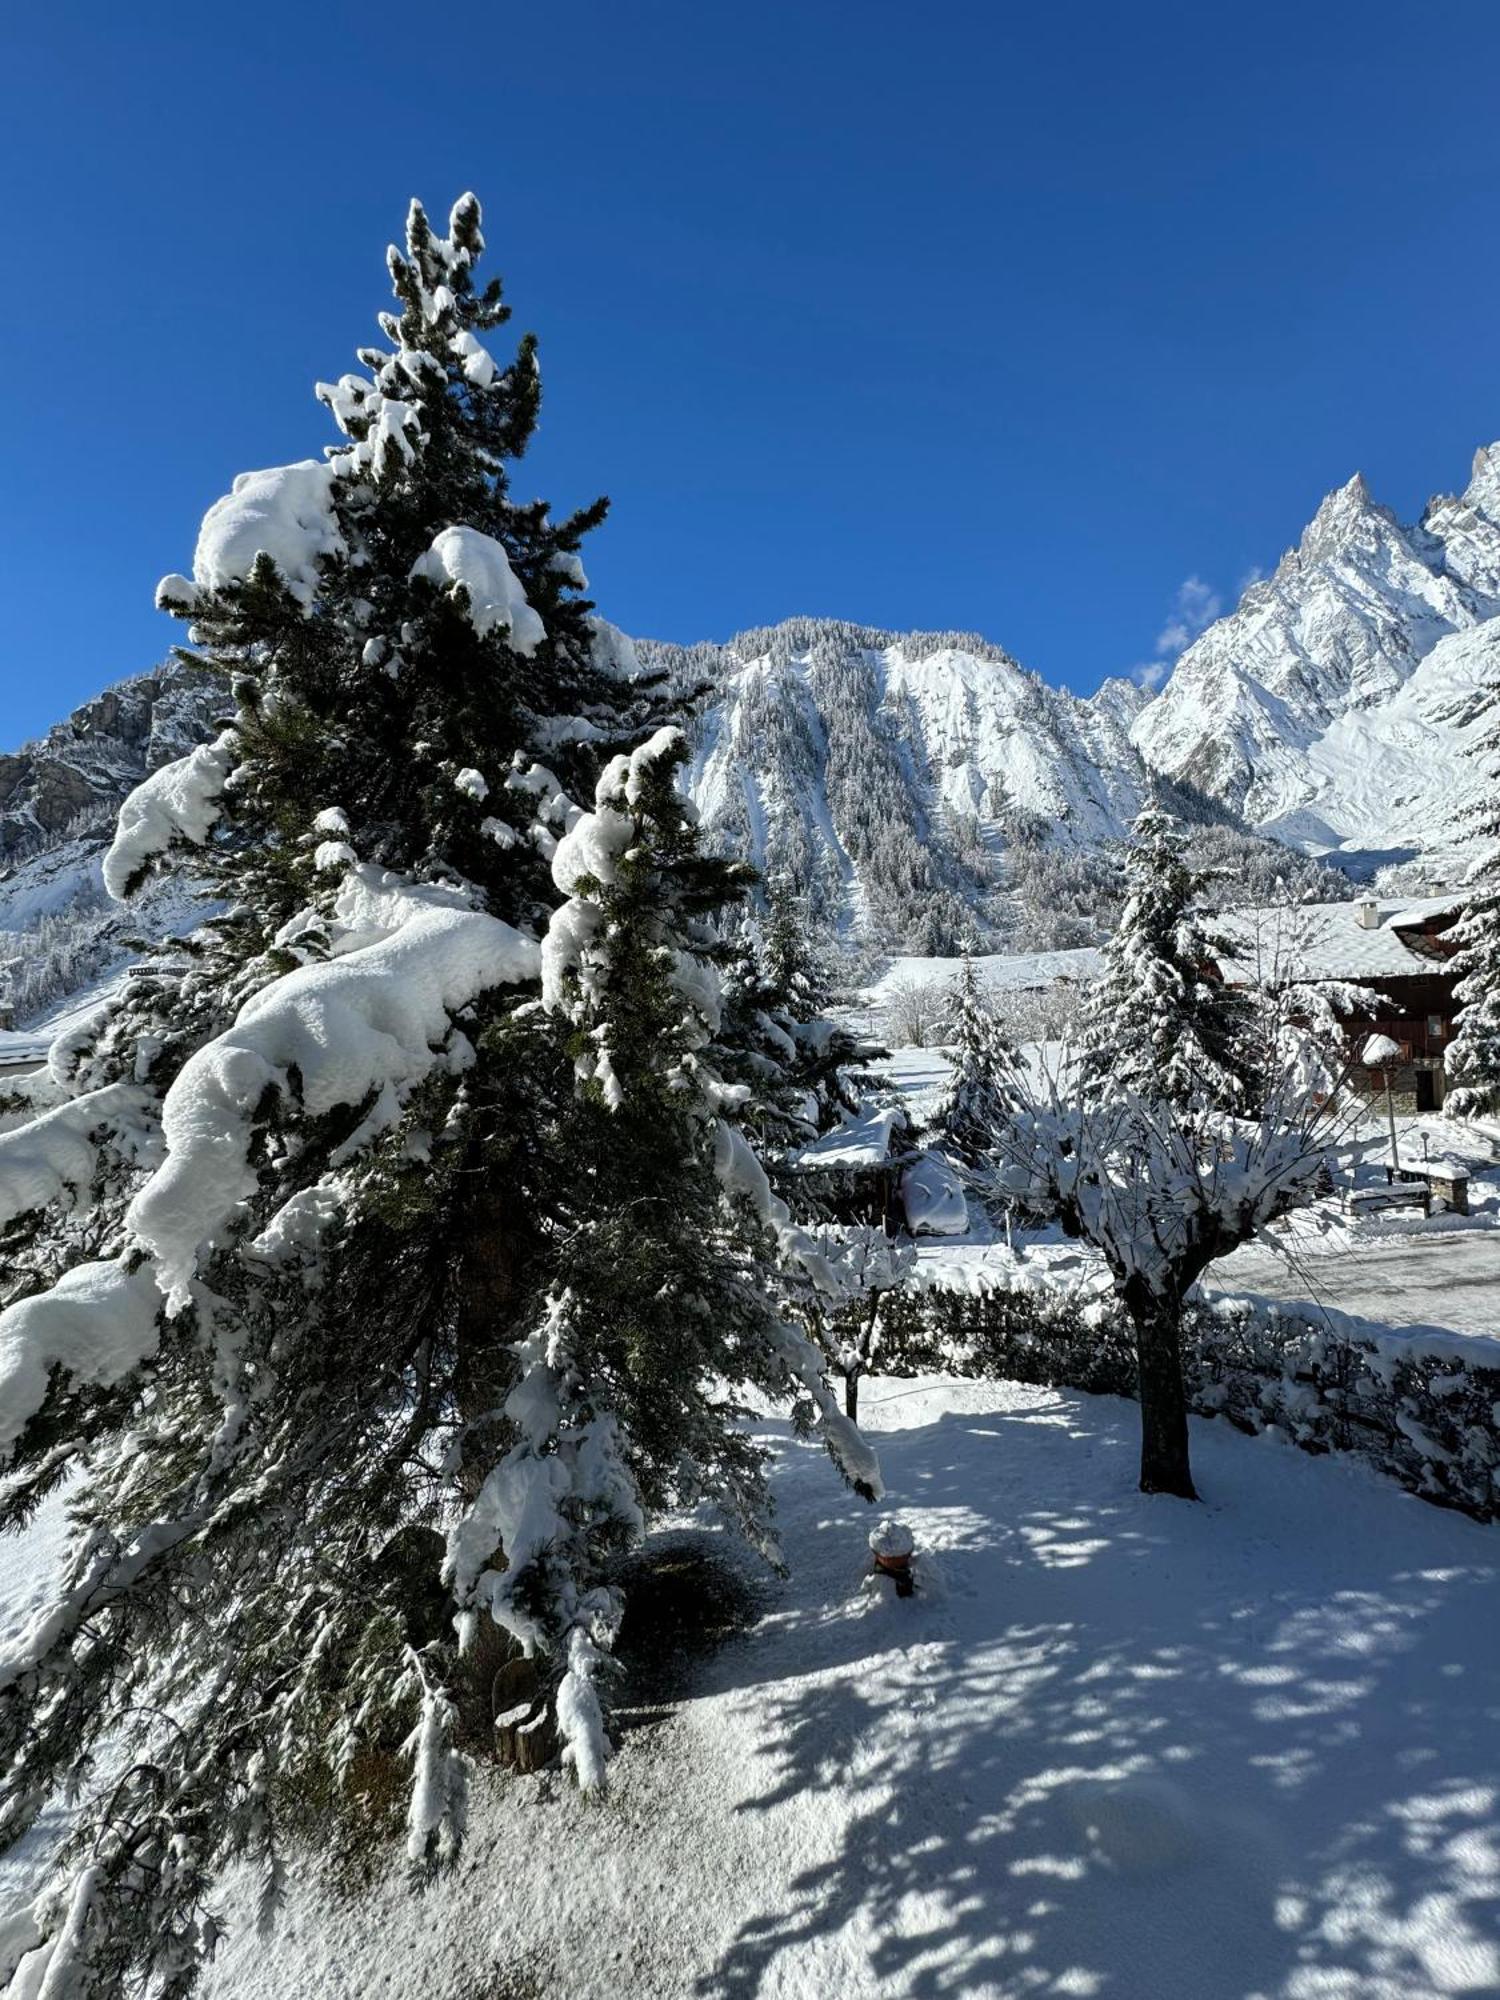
1210, 1229, 1500, 1340
175, 1378, 1500, 2000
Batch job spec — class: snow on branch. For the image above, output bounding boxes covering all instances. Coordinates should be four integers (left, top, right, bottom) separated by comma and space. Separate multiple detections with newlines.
126, 865, 539, 1312
990, 1049, 1347, 1305
0, 1259, 163, 1461
0, 1082, 152, 1230
410, 525, 545, 655
156, 460, 345, 612
556, 1590, 625, 1794
401, 1661, 467, 1869
102, 729, 239, 901
445, 1294, 643, 1656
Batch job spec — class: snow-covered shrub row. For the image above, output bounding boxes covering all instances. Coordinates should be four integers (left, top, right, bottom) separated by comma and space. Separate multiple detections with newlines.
865, 1283, 1500, 1519
824, 1284, 1137, 1400
1186, 1295, 1500, 1519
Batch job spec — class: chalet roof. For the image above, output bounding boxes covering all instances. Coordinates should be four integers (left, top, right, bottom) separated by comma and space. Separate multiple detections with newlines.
1214, 895, 1467, 987
792, 1103, 907, 1171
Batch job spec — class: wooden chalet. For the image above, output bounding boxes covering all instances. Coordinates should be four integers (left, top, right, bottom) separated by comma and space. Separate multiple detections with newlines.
1216, 894, 1470, 1113
789, 1103, 914, 1232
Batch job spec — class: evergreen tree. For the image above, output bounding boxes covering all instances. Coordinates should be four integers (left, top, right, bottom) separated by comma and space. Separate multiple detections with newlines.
1080, 800, 1253, 1115
761, 874, 831, 1018
1448, 882, 1500, 1118
930, 948, 1020, 1166
455, 728, 881, 1795
1446, 680, 1500, 1119
716, 879, 871, 1163
0, 198, 875, 1995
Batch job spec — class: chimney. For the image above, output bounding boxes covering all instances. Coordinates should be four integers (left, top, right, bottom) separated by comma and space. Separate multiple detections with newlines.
1355, 897, 1380, 931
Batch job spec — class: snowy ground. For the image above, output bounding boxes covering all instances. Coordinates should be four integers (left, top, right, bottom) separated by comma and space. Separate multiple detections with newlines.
5, 1378, 1481, 1999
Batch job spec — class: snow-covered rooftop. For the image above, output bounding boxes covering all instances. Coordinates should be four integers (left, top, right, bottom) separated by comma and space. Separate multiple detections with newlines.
1215, 894, 1467, 986
868, 945, 1104, 1009
792, 1103, 906, 1171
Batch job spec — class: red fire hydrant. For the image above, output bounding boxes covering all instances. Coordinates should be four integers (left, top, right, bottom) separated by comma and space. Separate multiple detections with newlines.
869, 1517, 916, 1598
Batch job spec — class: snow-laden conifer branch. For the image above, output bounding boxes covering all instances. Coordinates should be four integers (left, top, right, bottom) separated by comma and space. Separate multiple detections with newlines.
126, 864, 539, 1313
102, 729, 239, 902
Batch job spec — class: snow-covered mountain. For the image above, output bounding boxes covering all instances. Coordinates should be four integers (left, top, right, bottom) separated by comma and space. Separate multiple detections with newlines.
0, 667, 224, 1021
8, 439, 1496, 1015
640, 619, 1174, 952
1133, 446, 1500, 869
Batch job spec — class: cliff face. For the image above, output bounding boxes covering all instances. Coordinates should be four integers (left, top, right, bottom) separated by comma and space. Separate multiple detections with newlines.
0, 663, 223, 1020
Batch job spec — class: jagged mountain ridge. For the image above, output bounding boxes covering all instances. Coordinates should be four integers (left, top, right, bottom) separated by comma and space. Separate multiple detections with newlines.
9, 437, 1497, 1013
1132, 444, 1500, 865
0, 667, 225, 1021
638, 618, 1177, 953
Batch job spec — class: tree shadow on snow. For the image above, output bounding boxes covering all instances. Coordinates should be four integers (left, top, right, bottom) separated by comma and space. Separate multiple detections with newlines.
611, 1529, 775, 1739
694, 1394, 1500, 2000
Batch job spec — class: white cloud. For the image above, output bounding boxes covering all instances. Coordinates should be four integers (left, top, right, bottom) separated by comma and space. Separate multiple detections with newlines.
1154, 576, 1221, 656
1128, 574, 1224, 689
1129, 658, 1172, 692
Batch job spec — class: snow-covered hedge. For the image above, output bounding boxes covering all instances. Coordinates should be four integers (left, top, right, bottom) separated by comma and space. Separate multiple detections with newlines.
862, 1284, 1500, 1520
1185, 1294, 1500, 1519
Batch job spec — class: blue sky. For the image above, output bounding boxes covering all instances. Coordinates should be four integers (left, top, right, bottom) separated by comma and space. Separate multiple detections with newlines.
3, 1, 1498, 742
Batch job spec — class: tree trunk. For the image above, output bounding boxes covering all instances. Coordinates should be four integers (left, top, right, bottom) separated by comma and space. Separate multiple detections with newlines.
451, 1203, 532, 1743
1123, 1278, 1198, 1500
843, 1367, 859, 1423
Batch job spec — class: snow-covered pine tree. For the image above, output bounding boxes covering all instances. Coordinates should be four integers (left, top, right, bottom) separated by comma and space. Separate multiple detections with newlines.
930, 948, 1020, 1167
457, 730, 882, 1790
1079, 798, 1254, 1116
0, 196, 876, 1997
1446, 678, 1500, 1120
1448, 882, 1500, 1118
715, 880, 871, 1165
761, 875, 831, 1019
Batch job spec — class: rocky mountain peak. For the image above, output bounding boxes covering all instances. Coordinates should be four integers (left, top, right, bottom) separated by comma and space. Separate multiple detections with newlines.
1133, 441, 1500, 861
1294, 470, 1392, 562
0, 660, 219, 863
1463, 441, 1500, 524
